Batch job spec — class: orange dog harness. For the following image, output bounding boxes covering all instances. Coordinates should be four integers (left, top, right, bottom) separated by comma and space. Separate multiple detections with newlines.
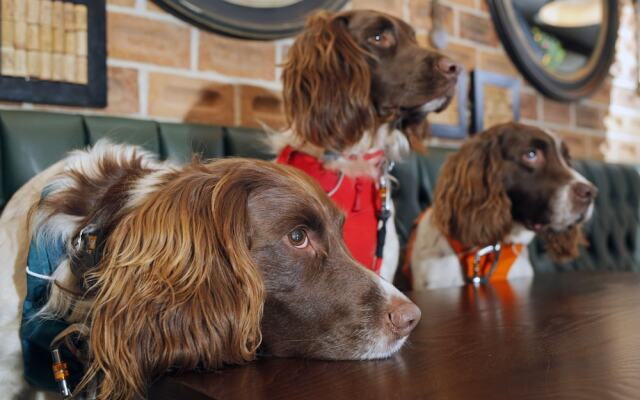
403, 210, 524, 286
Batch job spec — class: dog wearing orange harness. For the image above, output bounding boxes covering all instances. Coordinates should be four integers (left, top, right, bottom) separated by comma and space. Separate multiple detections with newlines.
407, 123, 597, 289
276, 10, 460, 281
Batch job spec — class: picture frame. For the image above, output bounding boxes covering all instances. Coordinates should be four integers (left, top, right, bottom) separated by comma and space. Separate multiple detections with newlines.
153, 0, 348, 40
430, 71, 468, 139
0, 0, 107, 107
471, 69, 521, 133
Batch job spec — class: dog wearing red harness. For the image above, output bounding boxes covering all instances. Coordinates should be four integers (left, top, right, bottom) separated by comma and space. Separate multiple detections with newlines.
277, 10, 460, 281
407, 123, 597, 289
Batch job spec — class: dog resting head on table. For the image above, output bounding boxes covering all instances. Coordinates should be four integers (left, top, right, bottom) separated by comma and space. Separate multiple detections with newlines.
27, 141, 421, 400
409, 122, 597, 289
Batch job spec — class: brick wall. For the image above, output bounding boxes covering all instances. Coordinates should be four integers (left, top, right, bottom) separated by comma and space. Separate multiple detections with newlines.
2, 0, 639, 163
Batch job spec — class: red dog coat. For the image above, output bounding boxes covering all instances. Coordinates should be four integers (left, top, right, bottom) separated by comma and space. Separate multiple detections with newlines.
277, 146, 384, 273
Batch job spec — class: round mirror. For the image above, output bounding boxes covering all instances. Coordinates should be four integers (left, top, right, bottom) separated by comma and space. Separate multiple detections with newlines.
488, 0, 619, 101
153, 0, 348, 40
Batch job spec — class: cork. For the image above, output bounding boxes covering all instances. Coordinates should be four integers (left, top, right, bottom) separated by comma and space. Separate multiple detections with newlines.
52, 1, 63, 28
26, 24, 39, 50
2, 0, 14, 21
1, 19, 14, 47
76, 55, 87, 84
52, 52, 63, 80
40, 51, 52, 79
14, 48, 27, 76
63, 2, 74, 30
27, 0, 40, 24
40, 25, 52, 51
27, 49, 40, 76
40, 0, 52, 26
63, 53, 74, 82
74, 4, 86, 31
1, 47, 16, 75
64, 30, 74, 54
76, 30, 86, 56
14, 0, 26, 21
14, 21, 26, 49
52, 26, 63, 52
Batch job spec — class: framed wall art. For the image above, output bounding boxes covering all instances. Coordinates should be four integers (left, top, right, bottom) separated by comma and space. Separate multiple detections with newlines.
471, 69, 520, 133
430, 72, 468, 139
153, 0, 348, 40
0, 0, 106, 107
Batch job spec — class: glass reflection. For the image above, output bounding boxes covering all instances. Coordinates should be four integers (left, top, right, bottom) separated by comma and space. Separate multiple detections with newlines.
511, 0, 603, 73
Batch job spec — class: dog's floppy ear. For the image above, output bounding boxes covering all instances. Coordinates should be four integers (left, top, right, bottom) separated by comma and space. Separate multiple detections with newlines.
282, 11, 376, 152
539, 225, 587, 262
432, 129, 513, 247
81, 163, 265, 399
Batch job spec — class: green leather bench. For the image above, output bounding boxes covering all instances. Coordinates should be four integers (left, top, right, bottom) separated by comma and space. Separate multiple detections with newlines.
1, 110, 638, 282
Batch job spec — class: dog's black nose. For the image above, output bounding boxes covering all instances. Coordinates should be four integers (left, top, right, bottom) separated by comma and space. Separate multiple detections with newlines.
437, 57, 461, 78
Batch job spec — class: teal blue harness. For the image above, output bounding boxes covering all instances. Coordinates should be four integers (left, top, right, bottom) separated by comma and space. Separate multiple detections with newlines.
20, 206, 84, 391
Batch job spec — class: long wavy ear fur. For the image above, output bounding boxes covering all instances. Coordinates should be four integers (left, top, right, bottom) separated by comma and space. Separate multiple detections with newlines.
282, 11, 376, 151
81, 162, 265, 400
432, 129, 513, 247
539, 225, 587, 262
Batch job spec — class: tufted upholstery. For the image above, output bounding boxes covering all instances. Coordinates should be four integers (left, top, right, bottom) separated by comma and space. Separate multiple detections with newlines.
1, 110, 638, 279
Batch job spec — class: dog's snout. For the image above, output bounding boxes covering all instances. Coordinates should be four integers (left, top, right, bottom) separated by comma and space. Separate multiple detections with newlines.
388, 300, 421, 337
436, 57, 461, 78
572, 182, 597, 205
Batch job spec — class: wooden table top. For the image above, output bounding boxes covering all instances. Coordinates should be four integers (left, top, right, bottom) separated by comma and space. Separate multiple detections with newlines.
149, 272, 640, 400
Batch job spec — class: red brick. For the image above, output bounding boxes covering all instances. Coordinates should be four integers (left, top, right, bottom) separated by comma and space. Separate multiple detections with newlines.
408, 0, 453, 32
459, 11, 498, 46
557, 131, 591, 160
352, 0, 404, 19
104, 66, 138, 115
108, 13, 190, 68
239, 85, 286, 130
542, 98, 571, 125
147, 73, 235, 126
576, 104, 605, 130
442, 41, 476, 72
520, 91, 538, 120
478, 49, 518, 76
199, 32, 275, 81
589, 78, 612, 104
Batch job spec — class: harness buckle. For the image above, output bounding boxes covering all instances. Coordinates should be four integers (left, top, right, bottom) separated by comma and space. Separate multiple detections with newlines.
70, 224, 105, 284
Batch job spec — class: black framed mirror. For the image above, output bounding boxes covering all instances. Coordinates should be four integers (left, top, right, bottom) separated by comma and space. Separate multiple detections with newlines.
488, 0, 619, 101
152, 0, 347, 40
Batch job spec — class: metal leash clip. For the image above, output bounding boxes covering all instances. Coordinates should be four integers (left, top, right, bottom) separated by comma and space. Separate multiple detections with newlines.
71, 224, 105, 285
51, 348, 71, 398
468, 243, 502, 285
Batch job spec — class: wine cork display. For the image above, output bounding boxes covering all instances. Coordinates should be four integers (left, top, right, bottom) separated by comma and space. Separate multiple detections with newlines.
1, 0, 88, 84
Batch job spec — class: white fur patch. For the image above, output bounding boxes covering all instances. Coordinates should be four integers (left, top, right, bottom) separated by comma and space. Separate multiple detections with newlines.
419, 96, 447, 113
125, 167, 176, 210
379, 202, 399, 283
358, 268, 414, 359
546, 130, 595, 231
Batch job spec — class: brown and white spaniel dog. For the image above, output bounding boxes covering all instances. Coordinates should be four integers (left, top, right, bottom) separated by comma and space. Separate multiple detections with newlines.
276, 9, 460, 281
28, 142, 420, 399
409, 123, 597, 289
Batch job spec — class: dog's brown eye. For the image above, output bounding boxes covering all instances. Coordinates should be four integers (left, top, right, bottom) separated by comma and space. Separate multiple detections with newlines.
525, 149, 537, 160
522, 149, 545, 166
368, 30, 394, 48
288, 228, 309, 249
